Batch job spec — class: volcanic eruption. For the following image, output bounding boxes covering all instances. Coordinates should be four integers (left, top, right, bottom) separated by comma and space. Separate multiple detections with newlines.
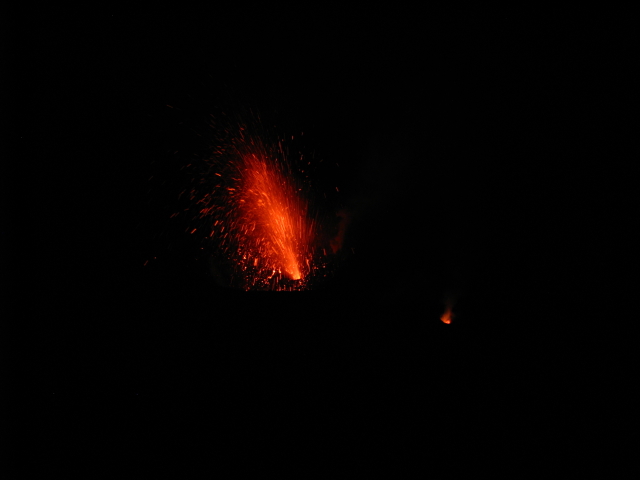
179, 113, 342, 291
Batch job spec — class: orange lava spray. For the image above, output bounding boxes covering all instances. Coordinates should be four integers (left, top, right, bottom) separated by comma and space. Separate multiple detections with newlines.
182, 114, 337, 291
232, 153, 309, 282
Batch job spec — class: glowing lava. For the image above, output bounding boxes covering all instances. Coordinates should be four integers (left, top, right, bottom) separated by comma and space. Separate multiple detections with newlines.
183, 116, 339, 291
235, 153, 308, 282
440, 306, 453, 324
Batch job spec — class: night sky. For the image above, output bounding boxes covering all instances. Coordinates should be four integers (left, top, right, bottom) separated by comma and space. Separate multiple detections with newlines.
19, 7, 636, 459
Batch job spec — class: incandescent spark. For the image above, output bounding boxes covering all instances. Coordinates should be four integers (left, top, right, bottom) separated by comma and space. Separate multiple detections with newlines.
180, 113, 342, 291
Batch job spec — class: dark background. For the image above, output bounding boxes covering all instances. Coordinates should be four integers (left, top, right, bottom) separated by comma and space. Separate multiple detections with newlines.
17, 6, 637, 457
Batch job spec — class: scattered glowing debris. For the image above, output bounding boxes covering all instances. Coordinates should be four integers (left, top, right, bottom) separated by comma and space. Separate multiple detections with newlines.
177, 114, 342, 290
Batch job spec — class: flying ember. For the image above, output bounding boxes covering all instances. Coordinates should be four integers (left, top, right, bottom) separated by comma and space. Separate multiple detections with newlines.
182, 113, 340, 291
230, 153, 308, 283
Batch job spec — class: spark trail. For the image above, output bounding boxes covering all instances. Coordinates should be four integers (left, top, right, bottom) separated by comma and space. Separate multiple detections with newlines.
181, 113, 339, 291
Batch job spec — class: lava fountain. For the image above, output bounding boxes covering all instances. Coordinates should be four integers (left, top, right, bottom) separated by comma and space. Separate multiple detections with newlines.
182, 114, 339, 291
232, 153, 309, 282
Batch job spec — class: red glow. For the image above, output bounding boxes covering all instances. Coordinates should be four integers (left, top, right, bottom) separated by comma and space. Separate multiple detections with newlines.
440, 292, 458, 324
184, 118, 339, 291
440, 294, 455, 324
440, 305, 453, 324
235, 154, 308, 281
